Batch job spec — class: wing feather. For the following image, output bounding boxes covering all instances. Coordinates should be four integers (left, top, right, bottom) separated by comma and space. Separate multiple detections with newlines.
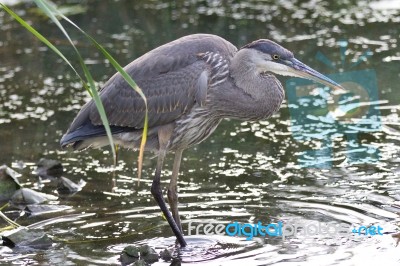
67, 34, 237, 134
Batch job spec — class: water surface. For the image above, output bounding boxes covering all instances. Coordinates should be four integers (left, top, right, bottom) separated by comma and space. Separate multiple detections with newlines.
0, 0, 399, 265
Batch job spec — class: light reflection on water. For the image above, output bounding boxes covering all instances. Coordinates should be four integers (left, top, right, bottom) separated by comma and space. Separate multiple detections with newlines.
1, 0, 400, 265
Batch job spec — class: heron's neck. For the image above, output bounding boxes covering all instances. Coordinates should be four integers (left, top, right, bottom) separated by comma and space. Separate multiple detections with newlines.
230, 51, 258, 94
230, 49, 284, 99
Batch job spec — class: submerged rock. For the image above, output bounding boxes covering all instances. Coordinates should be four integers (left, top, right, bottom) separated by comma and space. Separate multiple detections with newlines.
24, 204, 72, 216
2, 227, 52, 249
140, 245, 159, 263
57, 176, 86, 193
35, 158, 63, 178
10, 188, 57, 205
160, 248, 173, 262
0, 165, 21, 201
124, 245, 140, 258
120, 245, 140, 265
120, 244, 159, 265
170, 259, 182, 266
35, 159, 85, 193
133, 260, 148, 266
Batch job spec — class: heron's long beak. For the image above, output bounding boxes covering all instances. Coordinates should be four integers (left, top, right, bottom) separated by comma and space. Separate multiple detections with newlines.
287, 58, 346, 94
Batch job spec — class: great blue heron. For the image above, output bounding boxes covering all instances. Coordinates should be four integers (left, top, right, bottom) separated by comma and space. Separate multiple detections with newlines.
60, 34, 343, 247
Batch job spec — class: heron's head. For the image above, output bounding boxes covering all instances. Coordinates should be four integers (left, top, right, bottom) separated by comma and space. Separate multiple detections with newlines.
240, 39, 344, 92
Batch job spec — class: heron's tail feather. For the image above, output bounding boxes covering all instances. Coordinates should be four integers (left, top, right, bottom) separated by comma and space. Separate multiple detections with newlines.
60, 122, 130, 151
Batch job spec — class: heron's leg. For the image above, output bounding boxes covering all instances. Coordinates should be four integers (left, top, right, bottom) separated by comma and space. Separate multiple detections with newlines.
150, 128, 187, 247
167, 149, 183, 232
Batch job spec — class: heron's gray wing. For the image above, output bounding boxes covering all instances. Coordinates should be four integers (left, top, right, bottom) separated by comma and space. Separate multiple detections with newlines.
66, 34, 237, 133
89, 60, 209, 128
86, 34, 237, 129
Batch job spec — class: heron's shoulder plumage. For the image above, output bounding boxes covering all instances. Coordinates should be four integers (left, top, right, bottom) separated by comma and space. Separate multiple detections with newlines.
197, 51, 230, 88
65, 34, 237, 137
122, 34, 236, 79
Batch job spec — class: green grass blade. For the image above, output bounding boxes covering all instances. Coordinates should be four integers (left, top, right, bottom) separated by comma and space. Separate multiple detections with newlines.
79, 32, 148, 181
32, 0, 116, 160
0, 210, 21, 228
42, 0, 149, 180
63, 23, 149, 180
2, 0, 149, 179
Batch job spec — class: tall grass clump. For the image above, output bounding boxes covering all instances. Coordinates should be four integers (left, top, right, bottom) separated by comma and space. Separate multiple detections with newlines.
1, 0, 148, 179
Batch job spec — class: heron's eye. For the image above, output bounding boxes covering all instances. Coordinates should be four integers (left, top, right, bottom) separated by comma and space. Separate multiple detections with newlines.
272, 54, 280, 60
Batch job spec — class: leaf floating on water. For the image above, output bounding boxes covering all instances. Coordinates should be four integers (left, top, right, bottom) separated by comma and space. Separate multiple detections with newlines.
24, 204, 71, 216
10, 188, 58, 205
1, 227, 52, 249
57, 176, 86, 193
35, 158, 63, 178
0, 165, 21, 201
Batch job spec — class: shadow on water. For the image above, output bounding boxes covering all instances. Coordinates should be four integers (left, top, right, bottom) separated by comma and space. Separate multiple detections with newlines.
1, 0, 400, 265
